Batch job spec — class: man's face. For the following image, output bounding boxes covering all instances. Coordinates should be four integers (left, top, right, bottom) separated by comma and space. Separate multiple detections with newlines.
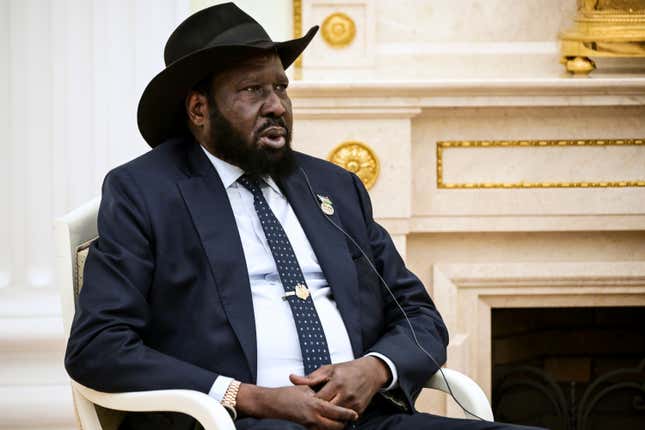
204, 52, 295, 177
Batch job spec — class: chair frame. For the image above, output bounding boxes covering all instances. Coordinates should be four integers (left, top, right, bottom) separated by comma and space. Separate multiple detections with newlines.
55, 198, 493, 430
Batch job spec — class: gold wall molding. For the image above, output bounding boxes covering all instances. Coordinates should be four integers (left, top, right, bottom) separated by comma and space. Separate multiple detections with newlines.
321, 12, 356, 48
436, 139, 645, 189
292, 0, 303, 79
328, 141, 380, 189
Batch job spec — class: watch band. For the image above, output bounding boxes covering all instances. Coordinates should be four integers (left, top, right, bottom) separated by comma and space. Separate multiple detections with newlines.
221, 379, 241, 420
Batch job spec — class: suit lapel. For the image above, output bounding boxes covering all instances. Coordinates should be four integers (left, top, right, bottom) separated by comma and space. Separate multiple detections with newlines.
177, 143, 257, 381
279, 168, 364, 357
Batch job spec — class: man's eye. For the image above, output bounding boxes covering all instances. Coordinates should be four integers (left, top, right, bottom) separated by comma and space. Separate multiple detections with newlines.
275, 83, 288, 92
244, 86, 261, 93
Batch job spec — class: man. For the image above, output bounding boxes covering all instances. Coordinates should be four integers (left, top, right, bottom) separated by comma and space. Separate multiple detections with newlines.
65, 3, 543, 430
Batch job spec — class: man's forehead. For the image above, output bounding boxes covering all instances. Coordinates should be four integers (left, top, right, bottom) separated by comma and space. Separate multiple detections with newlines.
222, 51, 285, 78
238, 51, 281, 67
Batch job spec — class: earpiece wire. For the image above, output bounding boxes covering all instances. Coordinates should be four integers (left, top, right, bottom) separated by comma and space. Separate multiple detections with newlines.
299, 167, 486, 421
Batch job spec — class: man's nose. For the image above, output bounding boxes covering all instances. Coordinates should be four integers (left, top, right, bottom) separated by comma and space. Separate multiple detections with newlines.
261, 89, 286, 117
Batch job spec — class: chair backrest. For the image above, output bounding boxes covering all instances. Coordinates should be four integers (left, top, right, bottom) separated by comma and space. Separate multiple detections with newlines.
55, 197, 125, 430
55, 197, 100, 336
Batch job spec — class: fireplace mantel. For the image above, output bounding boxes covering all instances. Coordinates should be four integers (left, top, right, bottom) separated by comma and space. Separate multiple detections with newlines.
429, 261, 645, 417
290, 78, 645, 113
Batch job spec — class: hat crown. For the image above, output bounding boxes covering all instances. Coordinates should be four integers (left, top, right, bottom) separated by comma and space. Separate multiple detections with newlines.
164, 2, 272, 66
138, 3, 318, 147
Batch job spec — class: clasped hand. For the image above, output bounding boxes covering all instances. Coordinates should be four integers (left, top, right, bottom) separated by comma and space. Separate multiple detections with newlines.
237, 356, 390, 430
289, 356, 390, 429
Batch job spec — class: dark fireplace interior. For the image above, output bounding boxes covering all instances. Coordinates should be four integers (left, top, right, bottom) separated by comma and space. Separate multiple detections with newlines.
492, 307, 645, 430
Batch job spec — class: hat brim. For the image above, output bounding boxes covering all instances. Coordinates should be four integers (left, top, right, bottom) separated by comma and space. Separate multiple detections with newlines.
137, 25, 318, 148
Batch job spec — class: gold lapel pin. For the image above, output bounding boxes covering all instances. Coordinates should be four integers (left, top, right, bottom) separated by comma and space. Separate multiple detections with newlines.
317, 194, 334, 216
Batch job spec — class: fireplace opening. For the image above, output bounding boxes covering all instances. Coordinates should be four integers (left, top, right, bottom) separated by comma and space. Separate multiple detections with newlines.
491, 307, 645, 429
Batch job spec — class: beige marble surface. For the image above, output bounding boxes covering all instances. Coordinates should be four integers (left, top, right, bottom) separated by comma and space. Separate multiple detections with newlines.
303, 0, 375, 69
413, 106, 645, 218
300, 0, 595, 79
441, 144, 645, 185
374, 0, 576, 44
290, 80, 645, 225
294, 117, 413, 219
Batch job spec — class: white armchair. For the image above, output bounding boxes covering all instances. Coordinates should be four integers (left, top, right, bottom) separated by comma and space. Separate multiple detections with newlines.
55, 198, 493, 430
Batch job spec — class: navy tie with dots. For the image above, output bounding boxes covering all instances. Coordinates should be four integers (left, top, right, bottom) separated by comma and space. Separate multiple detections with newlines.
237, 175, 332, 375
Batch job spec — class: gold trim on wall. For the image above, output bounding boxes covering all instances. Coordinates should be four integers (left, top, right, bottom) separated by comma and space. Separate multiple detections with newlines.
436, 139, 645, 189
321, 12, 356, 48
292, 0, 303, 79
328, 141, 380, 190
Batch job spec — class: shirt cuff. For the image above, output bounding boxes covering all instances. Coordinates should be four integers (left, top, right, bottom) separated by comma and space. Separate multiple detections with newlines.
366, 352, 399, 391
208, 375, 234, 402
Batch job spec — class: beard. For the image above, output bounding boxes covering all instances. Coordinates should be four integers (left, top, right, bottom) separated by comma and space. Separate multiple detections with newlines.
206, 103, 296, 179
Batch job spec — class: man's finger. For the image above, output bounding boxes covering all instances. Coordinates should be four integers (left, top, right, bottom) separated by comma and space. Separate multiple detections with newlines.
289, 372, 328, 387
308, 365, 333, 379
317, 399, 359, 422
313, 380, 338, 401
289, 374, 309, 385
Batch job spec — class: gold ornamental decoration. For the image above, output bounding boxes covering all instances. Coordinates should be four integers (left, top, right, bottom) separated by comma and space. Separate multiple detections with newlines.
436, 139, 645, 189
292, 0, 303, 79
321, 12, 356, 48
328, 141, 380, 190
560, 0, 645, 75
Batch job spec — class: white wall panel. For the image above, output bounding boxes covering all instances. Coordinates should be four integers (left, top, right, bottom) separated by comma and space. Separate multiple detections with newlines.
65, 0, 95, 210
1, 1, 191, 428
105, 0, 140, 169
51, 0, 71, 227
9, 0, 48, 290
25, 0, 54, 289
3, 0, 190, 291
91, 0, 110, 191
0, 0, 10, 290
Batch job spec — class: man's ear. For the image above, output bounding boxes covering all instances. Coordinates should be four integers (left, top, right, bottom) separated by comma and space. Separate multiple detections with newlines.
185, 91, 209, 128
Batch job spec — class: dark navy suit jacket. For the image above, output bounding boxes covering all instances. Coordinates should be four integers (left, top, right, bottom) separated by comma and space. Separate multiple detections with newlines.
65, 138, 449, 426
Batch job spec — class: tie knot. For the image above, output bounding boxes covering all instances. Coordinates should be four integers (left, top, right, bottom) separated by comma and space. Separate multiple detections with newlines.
237, 174, 263, 195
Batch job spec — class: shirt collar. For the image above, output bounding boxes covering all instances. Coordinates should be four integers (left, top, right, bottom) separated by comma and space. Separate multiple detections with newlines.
200, 145, 283, 196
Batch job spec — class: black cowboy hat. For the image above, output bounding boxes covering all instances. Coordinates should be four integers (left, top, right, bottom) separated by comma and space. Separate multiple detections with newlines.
137, 2, 318, 147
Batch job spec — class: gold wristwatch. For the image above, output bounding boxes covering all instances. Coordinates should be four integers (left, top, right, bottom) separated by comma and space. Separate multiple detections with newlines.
221, 380, 241, 420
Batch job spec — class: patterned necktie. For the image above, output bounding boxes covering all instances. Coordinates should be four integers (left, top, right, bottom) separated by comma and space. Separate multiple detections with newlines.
237, 175, 332, 374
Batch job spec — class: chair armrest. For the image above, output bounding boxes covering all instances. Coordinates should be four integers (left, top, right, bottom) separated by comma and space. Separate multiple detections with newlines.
72, 381, 236, 430
424, 368, 494, 421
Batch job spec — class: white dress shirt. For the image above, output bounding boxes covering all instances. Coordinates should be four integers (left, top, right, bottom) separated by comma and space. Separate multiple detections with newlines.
200, 146, 397, 400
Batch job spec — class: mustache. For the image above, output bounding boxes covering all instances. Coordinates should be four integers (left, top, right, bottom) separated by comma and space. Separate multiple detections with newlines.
256, 117, 289, 135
